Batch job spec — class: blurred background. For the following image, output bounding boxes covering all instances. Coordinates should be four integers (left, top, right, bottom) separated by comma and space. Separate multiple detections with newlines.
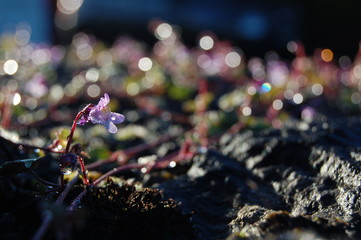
2, 0, 361, 59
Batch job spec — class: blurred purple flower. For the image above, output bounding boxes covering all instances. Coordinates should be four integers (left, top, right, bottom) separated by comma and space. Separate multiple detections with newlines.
78, 93, 125, 133
26, 73, 48, 98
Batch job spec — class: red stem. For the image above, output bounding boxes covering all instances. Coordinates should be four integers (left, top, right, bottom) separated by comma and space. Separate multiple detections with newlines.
1, 91, 12, 129
77, 156, 90, 185
65, 104, 93, 153
86, 132, 179, 170
68, 151, 182, 212
196, 78, 209, 149
61, 104, 93, 187
92, 163, 144, 186
145, 151, 180, 172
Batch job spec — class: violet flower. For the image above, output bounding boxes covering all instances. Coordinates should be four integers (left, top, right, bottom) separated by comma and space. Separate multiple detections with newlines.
78, 93, 125, 133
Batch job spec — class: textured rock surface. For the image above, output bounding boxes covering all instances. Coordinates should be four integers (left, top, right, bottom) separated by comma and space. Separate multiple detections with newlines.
159, 117, 361, 239
158, 151, 284, 239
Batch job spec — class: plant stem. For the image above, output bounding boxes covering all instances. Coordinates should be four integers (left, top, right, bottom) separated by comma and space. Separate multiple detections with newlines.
31, 210, 52, 240
67, 130, 195, 213
86, 132, 180, 170
67, 163, 144, 212
18, 143, 64, 154
1, 90, 12, 129
77, 156, 89, 185
32, 174, 79, 240
61, 104, 93, 186
92, 163, 144, 186
29, 169, 60, 187
66, 188, 88, 212
65, 104, 93, 153
145, 151, 180, 172
196, 78, 209, 149
67, 149, 185, 212
55, 173, 80, 204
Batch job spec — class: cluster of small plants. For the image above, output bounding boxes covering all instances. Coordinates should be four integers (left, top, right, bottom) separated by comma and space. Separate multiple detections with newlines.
1, 21, 361, 238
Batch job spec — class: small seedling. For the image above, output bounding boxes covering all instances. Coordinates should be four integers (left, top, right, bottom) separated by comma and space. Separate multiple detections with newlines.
58, 93, 125, 186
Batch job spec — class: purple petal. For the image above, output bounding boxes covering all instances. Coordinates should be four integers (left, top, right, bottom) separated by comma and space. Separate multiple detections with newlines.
105, 121, 118, 134
97, 93, 110, 108
89, 109, 106, 124
110, 112, 125, 124
77, 115, 88, 125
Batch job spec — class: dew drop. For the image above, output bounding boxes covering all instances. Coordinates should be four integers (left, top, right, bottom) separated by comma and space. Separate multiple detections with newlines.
169, 161, 177, 168
61, 167, 74, 175
58, 153, 77, 175
198, 146, 208, 154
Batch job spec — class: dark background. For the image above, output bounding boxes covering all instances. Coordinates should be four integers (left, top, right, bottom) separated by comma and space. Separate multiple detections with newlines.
2, 0, 361, 59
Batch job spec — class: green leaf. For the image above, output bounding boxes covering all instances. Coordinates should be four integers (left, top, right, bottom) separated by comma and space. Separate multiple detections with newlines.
89, 148, 110, 161
0, 157, 42, 175
168, 84, 193, 100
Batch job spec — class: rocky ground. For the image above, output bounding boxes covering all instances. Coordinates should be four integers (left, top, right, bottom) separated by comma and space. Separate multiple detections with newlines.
1, 116, 361, 239
158, 117, 361, 239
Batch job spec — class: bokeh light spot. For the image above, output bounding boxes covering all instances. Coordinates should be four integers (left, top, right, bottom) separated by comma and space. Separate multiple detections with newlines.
138, 57, 153, 71
272, 99, 283, 110
169, 161, 177, 168
242, 106, 252, 116
87, 84, 100, 98
339, 56, 352, 69
284, 89, 294, 100
13, 93, 21, 106
260, 82, 271, 93
4, 60, 18, 75
32, 49, 51, 65
293, 93, 303, 104
76, 43, 93, 60
247, 86, 257, 95
302, 107, 315, 122
97, 50, 113, 67
15, 29, 31, 46
321, 49, 333, 62
287, 41, 298, 53
351, 92, 361, 104
50, 85, 64, 102
57, 0, 83, 14
197, 54, 211, 69
155, 23, 173, 40
64, 83, 76, 97
311, 83, 323, 96
26, 97, 38, 110
225, 52, 241, 68
127, 82, 140, 96
199, 36, 214, 50
353, 65, 361, 79
86, 68, 99, 82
